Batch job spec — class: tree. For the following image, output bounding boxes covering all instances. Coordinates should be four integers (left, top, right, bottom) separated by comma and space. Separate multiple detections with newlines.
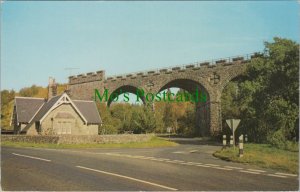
222, 37, 299, 146
1, 90, 16, 129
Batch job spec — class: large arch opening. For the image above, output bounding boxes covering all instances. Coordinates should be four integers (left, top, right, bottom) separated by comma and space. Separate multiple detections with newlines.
221, 75, 248, 141
157, 79, 210, 137
107, 85, 146, 107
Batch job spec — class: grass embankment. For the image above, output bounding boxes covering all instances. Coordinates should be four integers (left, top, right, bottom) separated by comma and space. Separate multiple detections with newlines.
1, 136, 177, 149
213, 143, 299, 174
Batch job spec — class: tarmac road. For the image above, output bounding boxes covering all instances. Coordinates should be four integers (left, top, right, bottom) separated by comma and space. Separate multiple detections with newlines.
1, 141, 298, 191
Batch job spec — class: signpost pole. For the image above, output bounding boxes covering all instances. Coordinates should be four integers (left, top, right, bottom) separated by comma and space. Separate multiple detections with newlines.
233, 127, 235, 150
239, 134, 244, 157
222, 135, 226, 148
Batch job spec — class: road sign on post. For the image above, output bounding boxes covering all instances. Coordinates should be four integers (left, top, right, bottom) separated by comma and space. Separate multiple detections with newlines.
226, 119, 241, 149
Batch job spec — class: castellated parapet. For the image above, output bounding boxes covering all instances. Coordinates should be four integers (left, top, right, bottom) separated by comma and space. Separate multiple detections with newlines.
69, 70, 105, 85
68, 70, 105, 100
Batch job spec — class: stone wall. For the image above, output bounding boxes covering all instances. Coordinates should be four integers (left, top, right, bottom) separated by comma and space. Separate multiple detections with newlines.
1, 134, 153, 144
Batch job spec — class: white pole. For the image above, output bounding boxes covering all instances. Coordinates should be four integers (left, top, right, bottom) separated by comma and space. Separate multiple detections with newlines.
233, 129, 235, 150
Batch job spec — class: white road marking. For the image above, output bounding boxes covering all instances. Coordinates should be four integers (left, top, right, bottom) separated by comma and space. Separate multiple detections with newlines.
211, 167, 232, 171
267, 174, 287, 178
12, 153, 51, 162
195, 164, 211, 168
247, 169, 266, 173
275, 172, 298, 177
22, 148, 295, 179
150, 158, 165, 161
180, 162, 209, 167
123, 155, 133, 158
139, 157, 156, 160
165, 160, 178, 163
172, 151, 185, 154
94, 152, 107, 155
76, 165, 178, 191
240, 170, 261, 175
180, 162, 192, 165
94, 152, 288, 176
171, 160, 184, 163
193, 162, 203, 165
181, 162, 197, 165
187, 162, 199, 165
224, 166, 243, 170
108, 153, 121, 156
204, 164, 219, 167
189, 150, 198, 153
133, 155, 145, 158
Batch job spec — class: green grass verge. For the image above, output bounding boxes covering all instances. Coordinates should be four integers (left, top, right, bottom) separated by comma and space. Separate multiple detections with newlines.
1, 136, 178, 149
213, 143, 299, 174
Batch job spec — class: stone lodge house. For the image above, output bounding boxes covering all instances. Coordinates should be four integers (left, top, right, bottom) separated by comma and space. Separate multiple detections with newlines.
12, 92, 102, 135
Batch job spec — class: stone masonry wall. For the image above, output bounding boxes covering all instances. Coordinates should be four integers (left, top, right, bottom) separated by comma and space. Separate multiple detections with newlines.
1, 134, 153, 144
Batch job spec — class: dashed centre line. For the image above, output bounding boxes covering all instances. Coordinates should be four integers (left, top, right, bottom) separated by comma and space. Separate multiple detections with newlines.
149, 158, 161, 161
133, 155, 145, 158
165, 160, 178, 163
140, 157, 156, 160
196, 164, 211, 168
247, 169, 266, 173
275, 172, 298, 177
187, 162, 200, 165
204, 164, 220, 167
211, 167, 232, 171
172, 151, 185, 154
240, 170, 261, 175
98, 152, 294, 179
224, 166, 243, 170
267, 174, 287, 178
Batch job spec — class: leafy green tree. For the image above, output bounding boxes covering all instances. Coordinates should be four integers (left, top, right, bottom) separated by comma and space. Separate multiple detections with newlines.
1, 90, 16, 129
19, 85, 40, 97
177, 103, 197, 136
222, 37, 299, 147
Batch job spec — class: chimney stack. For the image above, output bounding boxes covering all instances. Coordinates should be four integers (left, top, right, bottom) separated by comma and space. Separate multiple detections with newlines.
48, 77, 57, 99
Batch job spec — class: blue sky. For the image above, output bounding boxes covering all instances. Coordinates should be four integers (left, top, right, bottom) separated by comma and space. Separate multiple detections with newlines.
1, 1, 299, 91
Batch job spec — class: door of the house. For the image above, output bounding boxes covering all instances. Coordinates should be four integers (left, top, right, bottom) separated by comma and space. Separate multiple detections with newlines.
57, 121, 72, 134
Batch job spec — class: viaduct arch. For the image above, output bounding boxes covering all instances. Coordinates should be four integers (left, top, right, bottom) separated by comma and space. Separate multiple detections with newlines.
67, 53, 262, 136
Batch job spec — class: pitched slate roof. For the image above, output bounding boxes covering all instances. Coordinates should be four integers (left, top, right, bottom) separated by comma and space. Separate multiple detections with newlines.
73, 100, 102, 124
16, 93, 102, 132
14, 97, 45, 123
30, 95, 61, 123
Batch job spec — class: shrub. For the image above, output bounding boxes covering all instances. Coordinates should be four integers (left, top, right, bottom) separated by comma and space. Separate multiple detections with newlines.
267, 129, 286, 149
268, 129, 299, 151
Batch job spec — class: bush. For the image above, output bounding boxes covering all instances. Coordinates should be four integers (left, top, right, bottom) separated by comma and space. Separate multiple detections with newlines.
267, 129, 299, 151
267, 129, 286, 149
284, 141, 299, 152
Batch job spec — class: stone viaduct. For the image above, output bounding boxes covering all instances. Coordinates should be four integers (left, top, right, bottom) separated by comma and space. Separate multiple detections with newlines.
67, 53, 262, 136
